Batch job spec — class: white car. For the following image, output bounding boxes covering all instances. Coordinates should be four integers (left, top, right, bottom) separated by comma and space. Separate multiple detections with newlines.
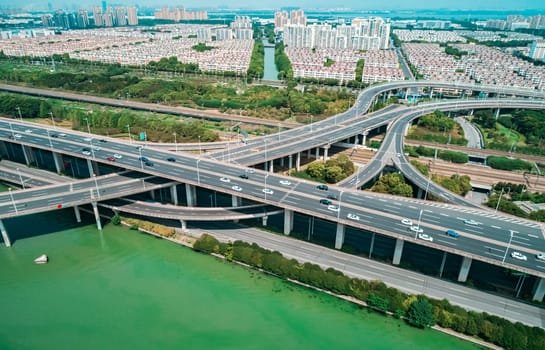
262, 188, 273, 195
347, 213, 360, 221
24, 129, 32, 133
464, 219, 479, 225
84, 137, 93, 142
410, 226, 423, 233
401, 218, 413, 226
220, 177, 231, 183
14, 134, 22, 139
231, 185, 242, 192
58, 133, 67, 137
536, 253, 545, 261
511, 251, 527, 261
82, 151, 91, 156
113, 154, 122, 159
279, 180, 292, 186
418, 233, 433, 242
245, 168, 255, 174
93, 147, 101, 151
328, 205, 340, 212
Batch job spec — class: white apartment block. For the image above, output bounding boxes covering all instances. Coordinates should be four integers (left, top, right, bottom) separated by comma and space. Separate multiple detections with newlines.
127, 6, 138, 26
529, 40, 545, 61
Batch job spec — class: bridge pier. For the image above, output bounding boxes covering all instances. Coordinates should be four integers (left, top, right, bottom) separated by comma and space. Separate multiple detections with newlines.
439, 251, 447, 278
306, 149, 311, 159
269, 160, 274, 173
231, 195, 241, 207
73, 205, 82, 223
0, 219, 11, 247
185, 184, 197, 207
392, 238, 404, 265
322, 145, 330, 162
22, 145, 32, 165
532, 277, 545, 302
362, 130, 368, 146
334, 223, 345, 249
280, 157, 284, 167
52, 152, 64, 174
283, 209, 294, 235
315, 147, 320, 160
86, 159, 98, 177
91, 201, 102, 231
170, 185, 178, 205
457, 256, 472, 282
288, 154, 293, 171
262, 215, 268, 226
495, 108, 500, 120
369, 233, 376, 258
296, 152, 301, 171
180, 219, 187, 231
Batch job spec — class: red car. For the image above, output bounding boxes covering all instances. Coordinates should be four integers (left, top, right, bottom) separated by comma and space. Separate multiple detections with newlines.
106, 156, 115, 162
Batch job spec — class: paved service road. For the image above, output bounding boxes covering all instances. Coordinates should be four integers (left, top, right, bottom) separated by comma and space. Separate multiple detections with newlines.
190, 222, 545, 328
456, 116, 483, 149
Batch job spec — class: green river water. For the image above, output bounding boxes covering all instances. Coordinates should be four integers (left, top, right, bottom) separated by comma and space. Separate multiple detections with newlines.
0, 211, 482, 350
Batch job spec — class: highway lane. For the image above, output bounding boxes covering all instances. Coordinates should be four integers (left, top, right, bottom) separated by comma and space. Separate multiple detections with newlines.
190, 223, 545, 328
2, 118, 545, 276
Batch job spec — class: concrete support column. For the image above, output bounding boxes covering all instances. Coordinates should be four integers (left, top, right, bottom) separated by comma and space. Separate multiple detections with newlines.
0, 219, 11, 247
269, 160, 274, 173
262, 215, 268, 226
231, 195, 241, 207
307, 149, 311, 159
469, 109, 474, 116
283, 209, 294, 235
170, 185, 178, 205
392, 238, 404, 265
315, 147, 320, 160
457, 256, 472, 282
532, 277, 545, 302
323, 145, 330, 162
288, 154, 293, 171
495, 108, 501, 120
369, 232, 376, 258
86, 159, 97, 178
296, 152, 301, 171
73, 206, 82, 223
185, 184, 197, 207
405, 88, 410, 101
264, 161, 268, 172
334, 223, 345, 250
22, 145, 32, 165
439, 251, 447, 278
417, 188, 423, 199
52, 152, 64, 174
180, 219, 187, 231
362, 130, 368, 146
280, 157, 284, 167
429, 88, 433, 99
91, 201, 102, 231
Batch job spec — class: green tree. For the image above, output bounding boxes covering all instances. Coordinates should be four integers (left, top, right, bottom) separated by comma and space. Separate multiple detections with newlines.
193, 234, 221, 253
325, 165, 344, 183
371, 173, 413, 197
406, 297, 435, 328
306, 162, 325, 179
111, 214, 121, 225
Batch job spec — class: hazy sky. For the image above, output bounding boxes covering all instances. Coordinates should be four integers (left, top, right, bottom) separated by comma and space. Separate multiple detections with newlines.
8, 0, 545, 11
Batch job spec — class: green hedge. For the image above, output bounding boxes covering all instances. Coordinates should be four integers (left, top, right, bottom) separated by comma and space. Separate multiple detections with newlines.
487, 156, 532, 171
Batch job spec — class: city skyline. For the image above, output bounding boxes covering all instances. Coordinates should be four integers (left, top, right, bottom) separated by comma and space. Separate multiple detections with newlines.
7, 0, 545, 11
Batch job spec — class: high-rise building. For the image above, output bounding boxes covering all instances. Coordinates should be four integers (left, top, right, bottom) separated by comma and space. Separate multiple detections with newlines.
115, 7, 127, 26
127, 6, 138, 26
93, 6, 103, 26
289, 9, 306, 26
274, 11, 288, 31
77, 9, 89, 28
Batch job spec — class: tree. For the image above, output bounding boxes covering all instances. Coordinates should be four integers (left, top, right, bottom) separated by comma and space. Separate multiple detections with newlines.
371, 173, 413, 197
406, 297, 435, 328
306, 162, 325, 179
325, 165, 344, 183
111, 214, 121, 225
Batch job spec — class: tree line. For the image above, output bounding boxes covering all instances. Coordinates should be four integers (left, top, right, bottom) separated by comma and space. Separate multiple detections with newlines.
193, 234, 545, 350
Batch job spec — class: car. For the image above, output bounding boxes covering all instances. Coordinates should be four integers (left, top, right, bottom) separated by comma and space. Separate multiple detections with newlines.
536, 253, 545, 261
410, 226, 423, 233
396, 153, 401, 157
239, 174, 249, 179
82, 151, 91, 156
58, 133, 66, 137
347, 213, 360, 221
99, 139, 107, 143
245, 168, 255, 174
463, 219, 479, 225
84, 137, 92, 142
220, 177, 231, 183
511, 252, 527, 261
139, 156, 149, 162
231, 185, 242, 192
316, 184, 329, 191
113, 154, 122, 159
82, 147, 91, 152
401, 218, 413, 226
51, 134, 59, 138
92, 147, 101, 151
279, 180, 292, 186
136, 145, 144, 150
166, 157, 176, 162
106, 156, 115, 162
446, 229, 459, 238
24, 129, 32, 133
144, 161, 154, 167
327, 194, 338, 200
262, 188, 273, 195
319, 199, 332, 205
328, 205, 340, 212
13, 134, 22, 139
418, 233, 433, 242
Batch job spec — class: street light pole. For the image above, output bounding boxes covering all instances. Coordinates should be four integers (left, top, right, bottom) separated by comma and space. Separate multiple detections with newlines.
502, 231, 515, 264
16, 168, 25, 189
8, 188, 17, 214
49, 112, 56, 128
196, 159, 201, 184
415, 209, 423, 238
138, 147, 143, 169
173, 132, 177, 153
16, 106, 22, 121
264, 173, 269, 200
83, 117, 91, 135
337, 191, 344, 219
93, 173, 100, 198
198, 136, 202, 156
495, 187, 507, 213
126, 124, 132, 144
